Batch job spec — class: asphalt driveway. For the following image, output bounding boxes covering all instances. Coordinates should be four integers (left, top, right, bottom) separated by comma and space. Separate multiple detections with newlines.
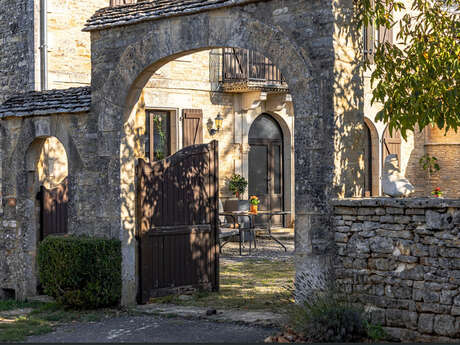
26, 314, 275, 343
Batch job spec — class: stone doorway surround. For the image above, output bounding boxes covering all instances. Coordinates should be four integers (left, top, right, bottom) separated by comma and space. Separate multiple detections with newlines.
85, 0, 364, 305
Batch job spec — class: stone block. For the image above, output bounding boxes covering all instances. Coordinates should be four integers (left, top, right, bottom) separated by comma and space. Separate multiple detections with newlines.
383, 327, 419, 342
413, 289, 440, 303
416, 302, 451, 314
335, 206, 357, 215
380, 215, 394, 223
350, 223, 363, 232
418, 313, 434, 334
411, 243, 429, 257
426, 210, 455, 230
433, 315, 456, 337
375, 207, 386, 215
387, 207, 405, 215
386, 309, 418, 329
451, 306, 460, 316
370, 237, 393, 253
358, 207, 376, 216
406, 208, 425, 215
363, 221, 380, 230
347, 234, 370, 254
412, 215, 426, 223
394, 215, 411, 224
334, 232, 348, 243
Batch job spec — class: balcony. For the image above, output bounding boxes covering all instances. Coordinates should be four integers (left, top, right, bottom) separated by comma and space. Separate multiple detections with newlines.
220, 48, 288, 93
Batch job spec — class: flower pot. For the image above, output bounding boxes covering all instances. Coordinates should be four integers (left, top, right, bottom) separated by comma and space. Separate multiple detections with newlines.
250, 204, 258, 214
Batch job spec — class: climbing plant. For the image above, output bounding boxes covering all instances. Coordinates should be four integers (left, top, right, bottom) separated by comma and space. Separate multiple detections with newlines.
355, 0, 460, 139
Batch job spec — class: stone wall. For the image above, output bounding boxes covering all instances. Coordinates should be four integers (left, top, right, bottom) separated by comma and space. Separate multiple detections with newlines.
0, 0, 37, 103
333, 198, 460, 342
47, 0, 107, 89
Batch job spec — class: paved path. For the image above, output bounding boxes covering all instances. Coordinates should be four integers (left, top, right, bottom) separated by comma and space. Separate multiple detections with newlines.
27, 314, 275, 343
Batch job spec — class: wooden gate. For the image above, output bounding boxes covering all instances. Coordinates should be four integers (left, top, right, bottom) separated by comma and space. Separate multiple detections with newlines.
40, 177, 68, 240
137, 141, 219, 303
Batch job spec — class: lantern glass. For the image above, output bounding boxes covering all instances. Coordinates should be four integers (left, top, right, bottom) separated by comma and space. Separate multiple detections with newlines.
215, 113, 223, 131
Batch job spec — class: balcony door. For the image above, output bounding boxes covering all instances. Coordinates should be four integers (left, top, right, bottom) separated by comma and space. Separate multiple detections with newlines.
248, 114, 284, 227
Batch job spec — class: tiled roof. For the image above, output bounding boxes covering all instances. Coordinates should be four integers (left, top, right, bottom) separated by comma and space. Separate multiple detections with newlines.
84, 0, 265, 31
0, 87, 91, 118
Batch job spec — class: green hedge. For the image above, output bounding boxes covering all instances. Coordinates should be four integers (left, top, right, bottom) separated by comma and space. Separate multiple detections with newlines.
38, 235, 122, 309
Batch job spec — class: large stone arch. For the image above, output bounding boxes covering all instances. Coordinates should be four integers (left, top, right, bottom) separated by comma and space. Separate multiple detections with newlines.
88, 1, 363, 305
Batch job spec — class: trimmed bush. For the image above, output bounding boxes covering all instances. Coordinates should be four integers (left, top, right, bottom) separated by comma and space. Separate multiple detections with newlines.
38, 236, 122, 309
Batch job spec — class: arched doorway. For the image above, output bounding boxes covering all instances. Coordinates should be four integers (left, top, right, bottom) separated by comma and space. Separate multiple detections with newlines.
26, 136, 69, 240
248, 114, 284, 226
25, 136, 69, 293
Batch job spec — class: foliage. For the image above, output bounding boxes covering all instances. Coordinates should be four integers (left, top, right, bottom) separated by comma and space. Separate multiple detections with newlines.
289, 290, 367, 342
365, 320, 387, 341
356, 0, 460, 138
249, 196, 260, 205
227, 174, 248, 199
419, 154, 441, 173
153, 115, 167, 160
38, 236, 122, 309
287, 271, 386, 342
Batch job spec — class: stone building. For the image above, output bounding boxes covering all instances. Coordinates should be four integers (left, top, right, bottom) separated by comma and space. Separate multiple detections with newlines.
0, 0, 458, 339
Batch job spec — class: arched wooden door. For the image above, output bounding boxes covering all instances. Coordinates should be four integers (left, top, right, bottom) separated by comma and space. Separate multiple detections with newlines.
248, 114, 284, 226
382, 126, 402, 166
363, 123, 372, 197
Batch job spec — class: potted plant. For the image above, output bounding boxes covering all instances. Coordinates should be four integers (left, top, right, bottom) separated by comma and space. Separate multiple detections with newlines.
228, 174, 248, 200
249, 196, 260, 214
431, 187, 443, 198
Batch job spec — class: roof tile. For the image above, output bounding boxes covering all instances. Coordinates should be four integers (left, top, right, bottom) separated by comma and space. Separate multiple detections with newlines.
0, 87, 91, 119
84, 0, 265, 31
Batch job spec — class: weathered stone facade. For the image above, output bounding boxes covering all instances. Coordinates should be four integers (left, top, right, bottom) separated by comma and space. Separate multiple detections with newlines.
333, 198, 460, 342
0, 0, 37, 103
0, 0, 364, 303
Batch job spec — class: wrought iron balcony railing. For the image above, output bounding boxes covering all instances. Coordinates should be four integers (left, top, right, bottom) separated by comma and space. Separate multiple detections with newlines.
221, 48, 287, 91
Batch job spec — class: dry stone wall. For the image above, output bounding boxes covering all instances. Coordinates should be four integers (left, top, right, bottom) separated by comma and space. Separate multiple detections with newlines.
333, 198, 460, 342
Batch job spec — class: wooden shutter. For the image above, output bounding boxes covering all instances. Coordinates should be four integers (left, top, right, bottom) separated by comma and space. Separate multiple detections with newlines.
182, 109, 203, 147
382, 126, 401, 166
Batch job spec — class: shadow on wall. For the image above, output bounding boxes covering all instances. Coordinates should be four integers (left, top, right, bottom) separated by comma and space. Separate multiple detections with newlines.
332, 2, 365, 199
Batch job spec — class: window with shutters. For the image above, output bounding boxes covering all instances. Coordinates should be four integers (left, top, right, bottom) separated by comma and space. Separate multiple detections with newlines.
145, 110, 171, 162
363, 4, 393, 63
182, 109, 203, 147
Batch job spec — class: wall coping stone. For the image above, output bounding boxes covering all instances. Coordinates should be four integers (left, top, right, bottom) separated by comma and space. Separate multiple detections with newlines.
84, 0, 266, 32
332, 197, 460, 208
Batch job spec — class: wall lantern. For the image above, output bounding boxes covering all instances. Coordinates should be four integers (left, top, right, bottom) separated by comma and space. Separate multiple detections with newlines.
207, 113, 224, 136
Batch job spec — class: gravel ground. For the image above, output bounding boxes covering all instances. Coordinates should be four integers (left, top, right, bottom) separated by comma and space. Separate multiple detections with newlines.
26, 314, 274, 343
220, 237, 294, 263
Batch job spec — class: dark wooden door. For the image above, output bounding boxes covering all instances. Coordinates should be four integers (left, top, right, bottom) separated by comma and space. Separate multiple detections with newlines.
248, 114, 284, 226
382, 126, 401, 166
137, 141, 219, 303
40, 177, 68, 240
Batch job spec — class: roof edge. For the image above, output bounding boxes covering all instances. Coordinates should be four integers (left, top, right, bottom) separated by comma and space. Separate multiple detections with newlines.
83, 0, 267, 32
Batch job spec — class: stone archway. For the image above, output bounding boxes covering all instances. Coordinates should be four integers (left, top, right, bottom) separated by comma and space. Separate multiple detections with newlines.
87, 0, 363, 305
0, 116, 83, 300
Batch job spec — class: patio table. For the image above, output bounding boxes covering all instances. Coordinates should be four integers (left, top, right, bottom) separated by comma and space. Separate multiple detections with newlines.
219, 210, 291, 253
